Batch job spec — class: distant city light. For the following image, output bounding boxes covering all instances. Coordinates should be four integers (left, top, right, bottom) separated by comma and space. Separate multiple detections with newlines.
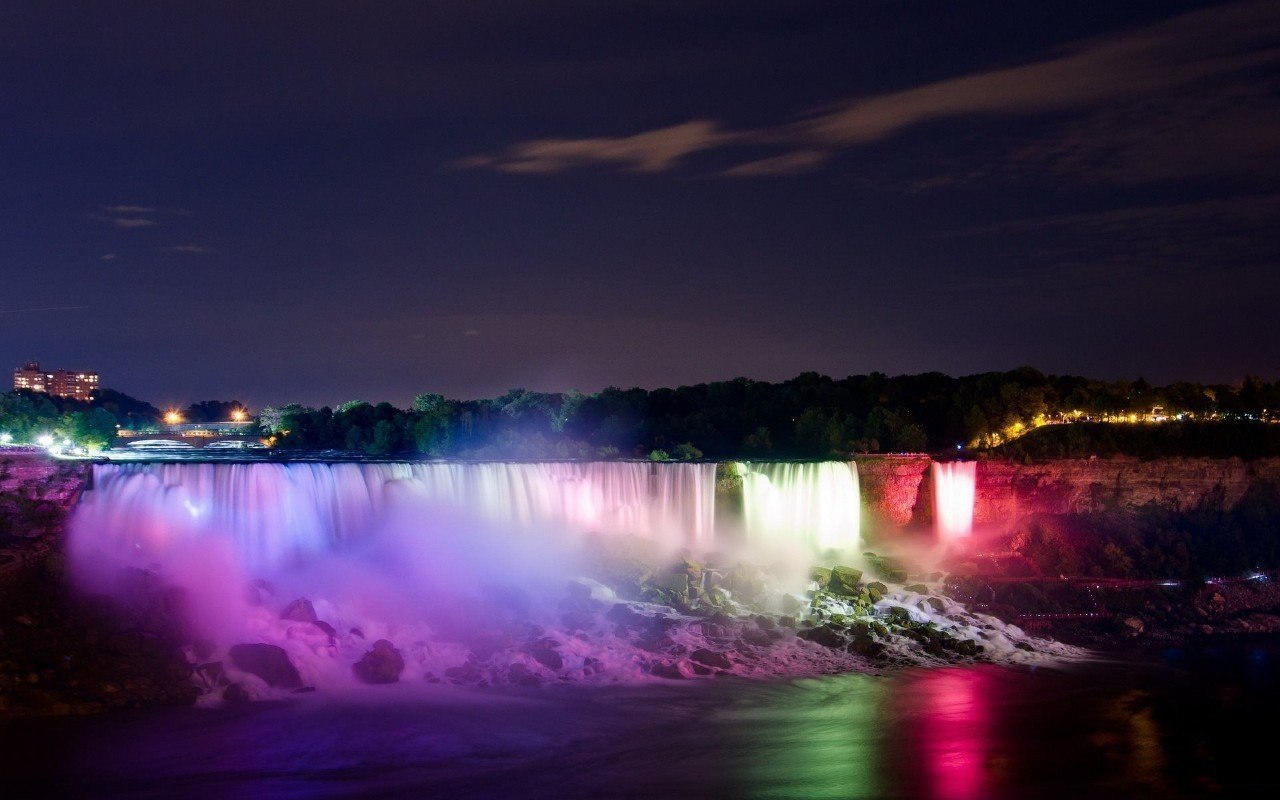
164, 410, 183, 425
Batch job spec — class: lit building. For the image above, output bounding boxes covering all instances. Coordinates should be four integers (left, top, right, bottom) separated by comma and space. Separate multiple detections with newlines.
12, 361, 101, 401
12, 361, 47, 393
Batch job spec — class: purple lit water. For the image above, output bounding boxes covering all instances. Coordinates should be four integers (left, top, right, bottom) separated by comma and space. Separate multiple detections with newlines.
4, 647, 1280, 798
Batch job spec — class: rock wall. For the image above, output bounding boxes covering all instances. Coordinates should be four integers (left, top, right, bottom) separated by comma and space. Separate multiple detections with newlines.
972, 457, 1280, 526
856, 454, 1280, 534
0, 455, 88, 506
854, 456, 931, 528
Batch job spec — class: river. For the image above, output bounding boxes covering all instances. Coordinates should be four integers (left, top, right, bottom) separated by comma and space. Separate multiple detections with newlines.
3, 639, 1278, 799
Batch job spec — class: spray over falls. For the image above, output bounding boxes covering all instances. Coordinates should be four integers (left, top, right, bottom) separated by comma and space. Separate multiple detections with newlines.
67, 459, 1063, 698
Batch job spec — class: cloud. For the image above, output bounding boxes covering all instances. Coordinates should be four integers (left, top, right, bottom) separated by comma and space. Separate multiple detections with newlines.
463, 328, 481, 337
166, 244, 207, 253
112, 217, 155, 228
100, 253, 117, 261
458, 1, 1280, 179
458, 120, 735, 174
722, 149, 829, 177
101, 204, 155, 214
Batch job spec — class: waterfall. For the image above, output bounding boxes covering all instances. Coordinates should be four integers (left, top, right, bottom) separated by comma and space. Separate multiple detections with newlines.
73, 461, 719, 569
737, 461, 860, 552
932, 461, 977, 540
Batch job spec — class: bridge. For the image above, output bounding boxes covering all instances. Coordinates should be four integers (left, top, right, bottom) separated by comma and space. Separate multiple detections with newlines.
114, 421, 264, 449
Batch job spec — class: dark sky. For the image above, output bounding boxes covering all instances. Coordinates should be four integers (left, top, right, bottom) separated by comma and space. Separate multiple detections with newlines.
2, 1, 1277, 409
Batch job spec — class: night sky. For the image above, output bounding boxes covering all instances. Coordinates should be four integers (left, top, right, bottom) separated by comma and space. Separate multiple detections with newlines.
2, 1, 1277, 409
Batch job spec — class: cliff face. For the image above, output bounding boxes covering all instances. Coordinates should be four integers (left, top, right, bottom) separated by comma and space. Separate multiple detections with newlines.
972, 457, 1280, 526
0, 455, 88, 506
854, 456, 931, 528
855, 455, 1280, 534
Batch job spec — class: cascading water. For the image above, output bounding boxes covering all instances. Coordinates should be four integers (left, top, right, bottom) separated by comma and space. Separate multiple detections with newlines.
74, 461, 718, 570
736, 461, 861, 552
64, 458, 1067, 694
932, 461, 977, 540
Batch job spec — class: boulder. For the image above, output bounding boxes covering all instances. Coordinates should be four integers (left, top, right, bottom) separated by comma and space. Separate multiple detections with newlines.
1119, 616, 1145, 637
528, 639, 564, 671
904, 583, 929, 594
797, 624, 845, 648
828, 566, 863, 596
690, 649, 732, 669
280, 598, 317, 623
648, 661, 688, 680
809, 566, 833, 586
865, 581, 888, 602
228, 643, 302, 689
353, 639, 405, 684
222, 682, 256, 705
886, 606, 913, 624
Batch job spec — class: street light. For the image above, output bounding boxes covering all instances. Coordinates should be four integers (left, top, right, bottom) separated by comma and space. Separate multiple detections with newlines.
164, 410, 183, 425
230, 408, 248, 422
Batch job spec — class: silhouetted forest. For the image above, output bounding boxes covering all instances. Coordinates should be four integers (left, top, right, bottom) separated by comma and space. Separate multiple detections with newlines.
253, 369, 1280, 458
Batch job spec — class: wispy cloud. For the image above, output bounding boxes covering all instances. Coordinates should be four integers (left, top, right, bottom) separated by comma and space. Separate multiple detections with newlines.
458, 120, 734, 174
111, 217, 155, 228
166, 244, 207, 253
101, 204, 155, 214
457, 1, 1280, 179
92, 204, 157, 228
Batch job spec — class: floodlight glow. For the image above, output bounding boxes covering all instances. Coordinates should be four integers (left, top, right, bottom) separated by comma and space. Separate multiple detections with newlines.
164, 411, 183, 425
36, 434, 55, 448
230, 409, 248, 422
0, 432, 12, 443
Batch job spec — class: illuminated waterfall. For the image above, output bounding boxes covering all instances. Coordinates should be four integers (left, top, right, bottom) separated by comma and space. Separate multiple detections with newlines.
737, 461, 860, 551
932, 461, 977, 540
74, 461, 718, 569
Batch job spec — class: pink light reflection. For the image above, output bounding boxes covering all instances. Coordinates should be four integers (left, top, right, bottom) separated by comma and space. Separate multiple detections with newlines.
917, 668, 991, 800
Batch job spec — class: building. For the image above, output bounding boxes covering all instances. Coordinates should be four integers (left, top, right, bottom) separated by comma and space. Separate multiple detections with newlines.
12, 361, 100, 401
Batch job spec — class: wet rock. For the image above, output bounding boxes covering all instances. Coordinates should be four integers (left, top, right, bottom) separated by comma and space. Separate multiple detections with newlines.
690, 648, 733, 669
313, 620, 337, 640
740, 627, 773, 647
528, 639, 564, 671
926, 597, 947, 613
280, 597, 317, 623
507, 663, 541, 687
349, 627, 364, 639
865, 581, 888, 602
886, 606, 913, 624
444, 661, 482, 684
904, 583, 930, 594
228, 643, 302, 689
1119, 616, 1145, 637
353, 639, 405, 684
828, 566, 864, 596
468, 631, 514, 662
848, 636, 885, 658
648, 661, 688, 680
778, 615, 797, 629
194, 661, 226, 689
797, 624, 845, 648
809, 567, 833, 586
222, 682, 255, 705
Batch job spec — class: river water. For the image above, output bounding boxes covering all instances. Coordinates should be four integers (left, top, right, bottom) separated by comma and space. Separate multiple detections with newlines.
3, 640, 1278, 799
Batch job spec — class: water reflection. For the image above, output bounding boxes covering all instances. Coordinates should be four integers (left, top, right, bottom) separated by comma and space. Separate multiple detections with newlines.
912, 669, 990, 800
725, 676, 887, 799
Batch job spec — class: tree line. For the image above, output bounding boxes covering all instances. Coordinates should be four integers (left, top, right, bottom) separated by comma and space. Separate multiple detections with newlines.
256, 369, 1280, 459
